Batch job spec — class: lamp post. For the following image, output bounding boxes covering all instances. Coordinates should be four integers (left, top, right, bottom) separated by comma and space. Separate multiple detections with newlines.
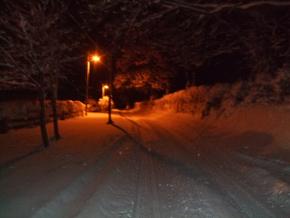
107, 55, 116, 124
85, 54, 101, 116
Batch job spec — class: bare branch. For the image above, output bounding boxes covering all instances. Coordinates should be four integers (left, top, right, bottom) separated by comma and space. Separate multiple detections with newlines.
163, 0, 290, 14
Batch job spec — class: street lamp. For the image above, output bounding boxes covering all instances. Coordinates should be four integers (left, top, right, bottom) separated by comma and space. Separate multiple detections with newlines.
85, 54, 101, 115
91, 55, 101, 63
102, 84, 109, 98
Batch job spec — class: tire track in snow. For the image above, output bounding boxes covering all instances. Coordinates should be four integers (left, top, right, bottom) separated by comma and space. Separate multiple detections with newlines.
30, 134, 129, 218
125, 116, 162, 218
199, 156, 276, 218
130, 119, 145, 218
124, 116, 237, 217
62, 115, 161, 218
149, 155, 162, 218
214, 150, 290, 217
131, 146, 143, 218
72, 138, 138, 218
191, 143, 278, 217
130, 151, 162, 218
142, 120, 243, 218
145, 118, 280, 217
233, 151, 290, 183
107, 114, 277, 217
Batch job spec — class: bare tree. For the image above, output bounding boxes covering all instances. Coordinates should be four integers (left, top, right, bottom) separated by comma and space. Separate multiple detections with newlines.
0, 0, 69, 146
73, 0, 290, 96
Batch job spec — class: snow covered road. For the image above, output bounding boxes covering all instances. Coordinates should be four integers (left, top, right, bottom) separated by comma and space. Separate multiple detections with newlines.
1, 112, 290, 217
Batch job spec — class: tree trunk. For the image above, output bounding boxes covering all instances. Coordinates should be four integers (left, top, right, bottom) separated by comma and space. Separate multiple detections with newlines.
39, 90, 49, 148
51, 83, 61, 140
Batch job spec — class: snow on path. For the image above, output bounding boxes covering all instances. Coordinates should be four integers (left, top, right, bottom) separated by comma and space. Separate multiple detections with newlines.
0, 114, 124, 218
1, 112, 290, 217
134, 112, 290, 217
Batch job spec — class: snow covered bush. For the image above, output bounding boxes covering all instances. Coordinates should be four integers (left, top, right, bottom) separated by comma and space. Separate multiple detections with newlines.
86, 99, 100, 112
58, 100, 85, 119
0, 100, 85, 131
98, 96, 114, 112
152, 68, 290, 119
243, 68, 290, 104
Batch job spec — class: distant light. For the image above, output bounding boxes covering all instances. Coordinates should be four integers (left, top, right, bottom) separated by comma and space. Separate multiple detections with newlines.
102, 84, 109, 98
90, 54, 101, 63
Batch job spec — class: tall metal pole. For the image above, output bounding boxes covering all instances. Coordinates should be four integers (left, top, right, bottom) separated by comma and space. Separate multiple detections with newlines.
107, 56, 114, 124
107, 76, 113, 124
85, 61, 90, 116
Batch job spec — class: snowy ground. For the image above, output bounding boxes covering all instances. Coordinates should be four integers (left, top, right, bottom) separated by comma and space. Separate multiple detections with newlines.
1, 110, 290, 218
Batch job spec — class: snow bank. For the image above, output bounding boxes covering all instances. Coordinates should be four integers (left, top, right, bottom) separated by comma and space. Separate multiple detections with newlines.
213, 104, 290, 152
153, 85, 228, 119
153, 69, 290, 120
137, 69, 290, 153
57, 100, 85, 119
85, 97, 114, 112
0, 100, 85, 132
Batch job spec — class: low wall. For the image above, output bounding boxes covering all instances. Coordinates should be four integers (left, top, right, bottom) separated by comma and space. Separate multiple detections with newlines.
0, 100, 85, 132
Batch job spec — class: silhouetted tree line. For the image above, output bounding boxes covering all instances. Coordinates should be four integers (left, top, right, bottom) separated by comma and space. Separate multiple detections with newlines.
76, 0, 290, 101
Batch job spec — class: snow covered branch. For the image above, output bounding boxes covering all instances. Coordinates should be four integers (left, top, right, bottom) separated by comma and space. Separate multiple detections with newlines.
0, 0, 70, 91
163, 0, 290, 14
